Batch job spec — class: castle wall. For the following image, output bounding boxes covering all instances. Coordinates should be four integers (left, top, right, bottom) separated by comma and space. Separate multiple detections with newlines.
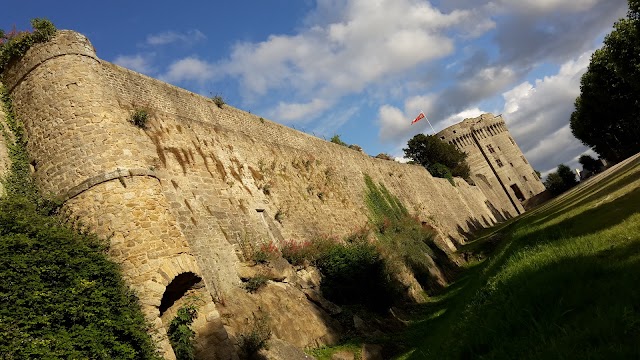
3, 30, 522, 358
99, 60, 511, 295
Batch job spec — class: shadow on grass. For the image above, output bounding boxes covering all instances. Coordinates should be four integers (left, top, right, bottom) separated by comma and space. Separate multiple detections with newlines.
395, 159, 640, 360
517, 187, 640, 244
529, 156, 640, 227
411, 239, 640, 360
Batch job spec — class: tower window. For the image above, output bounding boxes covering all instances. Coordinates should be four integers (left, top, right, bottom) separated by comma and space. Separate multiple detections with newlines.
521, 155, 528, 164
487, 144, 495, 153
509, 137, 515, 145
523, 175, 528, 182
496, 158, 504, 167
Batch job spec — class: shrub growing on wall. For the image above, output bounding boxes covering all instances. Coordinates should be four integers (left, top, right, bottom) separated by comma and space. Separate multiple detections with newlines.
0, 18, 57, 74
168, 304, 198, 360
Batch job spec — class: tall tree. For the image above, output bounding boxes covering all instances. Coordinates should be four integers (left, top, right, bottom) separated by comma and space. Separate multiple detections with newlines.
570, 0, 640, 162
403, 134, 470, 180
544, 164, 578, 196
578, 154, 604, 174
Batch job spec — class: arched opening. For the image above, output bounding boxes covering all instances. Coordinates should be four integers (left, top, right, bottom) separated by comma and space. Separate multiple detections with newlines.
159, 272, 203, 315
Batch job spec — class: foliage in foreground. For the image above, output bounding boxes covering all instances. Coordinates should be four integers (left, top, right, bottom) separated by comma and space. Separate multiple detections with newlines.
168, 305, 198, 360
0, 196, 161, 359
570, 0, 640, 162
402, 156, 640, 359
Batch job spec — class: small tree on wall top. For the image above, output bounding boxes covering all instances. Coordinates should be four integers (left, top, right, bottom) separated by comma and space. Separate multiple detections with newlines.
403, 134, 471, 181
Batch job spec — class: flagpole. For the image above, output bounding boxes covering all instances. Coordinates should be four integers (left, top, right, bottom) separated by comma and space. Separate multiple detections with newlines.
422, 110, 436, 135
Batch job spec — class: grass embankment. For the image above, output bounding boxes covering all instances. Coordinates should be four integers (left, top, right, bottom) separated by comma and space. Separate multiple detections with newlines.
398, 155, 640, 359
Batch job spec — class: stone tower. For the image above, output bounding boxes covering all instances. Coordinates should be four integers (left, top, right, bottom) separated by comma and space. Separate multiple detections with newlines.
436, 114, 546, 216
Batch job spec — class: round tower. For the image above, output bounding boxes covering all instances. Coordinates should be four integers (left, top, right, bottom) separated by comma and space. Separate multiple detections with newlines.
3, 31, 233, 359
437, 114, 545, 216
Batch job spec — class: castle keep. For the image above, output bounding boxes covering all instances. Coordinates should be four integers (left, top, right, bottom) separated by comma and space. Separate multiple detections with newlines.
437, 114, 546, 216
0, 30, 542, 359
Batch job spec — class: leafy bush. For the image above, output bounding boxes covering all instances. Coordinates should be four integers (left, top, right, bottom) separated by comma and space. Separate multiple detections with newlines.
129, 108, 149, 129
363, 174, 446, 292
315, 240, 394, 311
404, 133, 471, 181
168, 305, 198, 360
211, 95, 225, 108
544, 164, 579, 195
243, 275, 269, 293
252, 241, 280, 264
280, 237, 337, 266
330, 134, 348, 146
0, 18, 56, 74
375, 153, 394, 160
428, 162, 455, 186
237, 313, 271, 357
0, 196, 161, 359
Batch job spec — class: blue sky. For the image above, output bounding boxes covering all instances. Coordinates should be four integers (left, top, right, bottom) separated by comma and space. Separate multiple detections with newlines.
2, 0, 629, 177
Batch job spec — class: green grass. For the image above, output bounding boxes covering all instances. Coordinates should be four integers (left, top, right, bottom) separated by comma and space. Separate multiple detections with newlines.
395, 155, 640, 359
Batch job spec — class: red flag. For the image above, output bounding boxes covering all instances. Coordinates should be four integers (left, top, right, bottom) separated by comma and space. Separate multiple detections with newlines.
411, 112, 425, 125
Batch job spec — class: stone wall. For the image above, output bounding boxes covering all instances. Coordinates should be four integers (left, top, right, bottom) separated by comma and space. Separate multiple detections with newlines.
2, 30, 521, 358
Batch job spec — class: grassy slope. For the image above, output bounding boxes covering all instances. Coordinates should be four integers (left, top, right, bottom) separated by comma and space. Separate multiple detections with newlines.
399, 154, 640, 359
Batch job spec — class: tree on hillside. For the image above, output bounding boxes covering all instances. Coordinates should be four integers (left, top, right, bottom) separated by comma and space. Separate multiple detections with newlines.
403, 134, 470, 181
578, 154, 604, 174
570, 0, 640, 162
544, 164, 578, 196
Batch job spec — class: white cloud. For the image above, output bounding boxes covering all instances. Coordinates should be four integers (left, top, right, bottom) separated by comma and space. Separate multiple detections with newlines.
312, 105, 360, 135
437, 108, 485, 131
377, 94, 439, 143
146, 30, 206, 46
501, 51, 593, 173
160, 57, 215, 83
269, 99, 331, 122
216, 0, 493, 121
497, 0, 599, 14
113, 54, 154, 74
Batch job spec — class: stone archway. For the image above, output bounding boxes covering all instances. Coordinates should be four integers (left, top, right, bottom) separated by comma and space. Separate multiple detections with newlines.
159, 272, 203, 316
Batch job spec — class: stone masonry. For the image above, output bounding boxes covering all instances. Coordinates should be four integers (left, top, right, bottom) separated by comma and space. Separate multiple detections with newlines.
0, 30, 537, 358
437, 114, 546, 217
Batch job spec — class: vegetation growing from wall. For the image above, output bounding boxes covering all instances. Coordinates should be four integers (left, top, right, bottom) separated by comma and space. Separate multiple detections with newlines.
129, 108, 150, 129
211, 94, 225, 108
237, 312, 272, 357
330, 134, 348, 146
167, 304, 198, 360
0, 85, 159, 358
363, 175, 447, 292
0, 18, 56, 75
